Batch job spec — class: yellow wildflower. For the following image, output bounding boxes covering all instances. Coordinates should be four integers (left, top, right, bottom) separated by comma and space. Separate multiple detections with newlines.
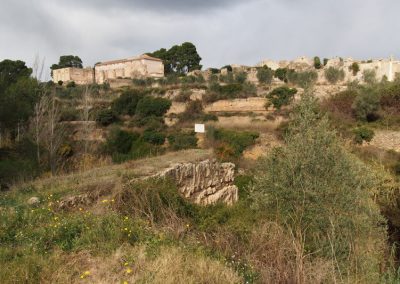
126, 268, 132, 274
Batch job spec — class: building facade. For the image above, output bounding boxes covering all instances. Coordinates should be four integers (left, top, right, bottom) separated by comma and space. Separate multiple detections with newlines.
52, 54, 164, 85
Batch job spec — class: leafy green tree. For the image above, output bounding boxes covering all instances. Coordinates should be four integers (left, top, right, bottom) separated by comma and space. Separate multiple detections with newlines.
0, 59, 32, 92
147, 42, 202, 75
50, 55, 83, 73
111, 89, 144, 115
324, 67, 345, 84
251, 94, 386, 280
266, 86, 297, 110
257, 66, 274, 84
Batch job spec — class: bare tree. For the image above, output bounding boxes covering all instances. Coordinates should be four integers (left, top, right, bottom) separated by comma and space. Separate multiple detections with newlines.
31, 94, 48, 164
41, 93, 65, 175
80, 85, 93, 154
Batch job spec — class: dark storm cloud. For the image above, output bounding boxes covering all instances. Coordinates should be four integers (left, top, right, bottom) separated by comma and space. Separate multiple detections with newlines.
1, 0, 400, 78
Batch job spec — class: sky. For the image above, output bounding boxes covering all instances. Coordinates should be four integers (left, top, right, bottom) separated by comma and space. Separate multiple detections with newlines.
1, 0, 399, 80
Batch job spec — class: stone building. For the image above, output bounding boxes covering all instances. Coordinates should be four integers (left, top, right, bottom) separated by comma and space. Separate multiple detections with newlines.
52, 67, 94, 85
52, 54, 164, 85
94, 54, 164, 84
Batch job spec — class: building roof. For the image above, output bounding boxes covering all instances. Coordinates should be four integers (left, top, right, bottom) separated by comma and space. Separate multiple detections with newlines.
95, 54, 162, 66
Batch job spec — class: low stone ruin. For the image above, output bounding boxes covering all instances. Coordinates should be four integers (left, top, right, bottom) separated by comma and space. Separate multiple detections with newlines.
156, 159, 239, 205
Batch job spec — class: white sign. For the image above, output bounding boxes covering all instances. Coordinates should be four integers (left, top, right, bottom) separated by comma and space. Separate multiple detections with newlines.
194, 124, 205, 133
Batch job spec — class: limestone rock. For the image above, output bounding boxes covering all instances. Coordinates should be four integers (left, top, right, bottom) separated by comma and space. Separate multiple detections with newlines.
156, 159, 239, 205
27, 197, 40, 206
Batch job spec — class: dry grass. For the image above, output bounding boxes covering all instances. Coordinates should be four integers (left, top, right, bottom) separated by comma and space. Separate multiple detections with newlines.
44, 245, 241, 284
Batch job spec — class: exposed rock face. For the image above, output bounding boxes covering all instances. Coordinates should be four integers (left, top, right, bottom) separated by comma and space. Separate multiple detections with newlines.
157, 159, 238, 205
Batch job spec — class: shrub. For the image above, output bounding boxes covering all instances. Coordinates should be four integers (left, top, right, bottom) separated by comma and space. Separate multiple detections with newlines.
136, 96, 171, 118
274, 68, 289, 82
66, 81, 76, 88
104, 128, 140, 154
353, 126, 375, 144
313, 56, 322, 69
178, 100, 203, 122
221, 65, 233, 72
95, 109, 118, 126
323, 58, 329, 66
174, 88, 192, 102
58, 80, 63, 86
287, 70, 318, 88
363, 69, 377, 84
257, 66, 274, 84
324, 67, 345, 84
168, 131, 198, 150
235, 72, 247, 84
251, 94, 386, 281
142, 129, 166, 145
111, 89, 144, 115
60, 107, 79, 121
208, 128, 259, 160
349, 62, 360, 76
219, 72, 234, 84
266, 86, 297, 110
352, 87, 381, 121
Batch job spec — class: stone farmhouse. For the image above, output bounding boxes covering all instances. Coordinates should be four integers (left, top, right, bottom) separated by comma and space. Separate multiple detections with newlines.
52, 54, 164, 85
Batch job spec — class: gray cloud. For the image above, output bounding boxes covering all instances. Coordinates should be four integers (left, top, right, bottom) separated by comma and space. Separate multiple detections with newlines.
1, 0, 400, 79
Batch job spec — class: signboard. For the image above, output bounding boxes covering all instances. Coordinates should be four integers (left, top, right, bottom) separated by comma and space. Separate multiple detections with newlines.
194, 124, 205, 133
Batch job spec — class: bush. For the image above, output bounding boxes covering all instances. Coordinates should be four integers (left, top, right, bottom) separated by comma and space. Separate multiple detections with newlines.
208, 128, 259, 160
104, 128, 140, 154
178, 100, 203, 122
363, 69, 377, 84
168, 131, 198, 150
136, 96, 172, 118
324, 67, 345, 84
313, 56, 322, 69
174, 88, 192, 102
274, 68, 289, 82
142, 129, 166, 145
287, 70, 318, 88
66, 81, 76, 88
323, 58, 329, 66
251, 94, 386, 281
111, 89, 144, 115
235, 72, 247, 84
95, 109, 118, 126
353, 126, 375, 144
352, 87, 381, 121
349, 62, 360, 76
257, 66, 274, 84
60, 107, 79, 121
266, 86, 297, 110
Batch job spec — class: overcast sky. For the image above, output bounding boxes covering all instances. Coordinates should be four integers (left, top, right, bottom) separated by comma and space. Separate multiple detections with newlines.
1, 0, 399, 80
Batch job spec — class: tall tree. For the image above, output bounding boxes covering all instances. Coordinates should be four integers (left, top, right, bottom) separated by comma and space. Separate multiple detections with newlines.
0, 59, 32, 93
147, 42, 202, 75
50, 55, 83, 73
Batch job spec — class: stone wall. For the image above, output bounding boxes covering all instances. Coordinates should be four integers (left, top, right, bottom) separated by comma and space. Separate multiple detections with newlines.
53, 67, 94, 85
155, 159, 239, 205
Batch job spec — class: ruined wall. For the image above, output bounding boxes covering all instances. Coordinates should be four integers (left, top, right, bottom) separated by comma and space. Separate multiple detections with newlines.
53, 67, 94, 85
156, 159, 239, 205
205, 97, 268, 113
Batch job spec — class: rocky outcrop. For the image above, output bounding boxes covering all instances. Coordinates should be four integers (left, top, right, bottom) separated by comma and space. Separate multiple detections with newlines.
156, 159, 238, 205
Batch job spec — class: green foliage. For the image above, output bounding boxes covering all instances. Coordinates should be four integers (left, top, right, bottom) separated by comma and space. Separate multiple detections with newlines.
177, 100, 204, 122
60, 107, 79, 122
235, 72, 247, 84
66, 81, 76, 88
352, 86, 381, 121
287, 70, 318, 88
323, 58, 329, 66
50, 55, 83, 72
353, 126, 375, 144
266, 86, 297, 110
174, 88, 192, 102
363, 69, 377, 84
349, 62, 360, 76
251, 94, 386, 279
313, 56, 322, 69
221, 65, 233, 72
209, 128, 259, 160
148, 42, 202, 75
274, 68, 289, 82
205, 82, 257, 103
142, 129, 166, 145
324, 67, 345, 84
0, 59, 32, 92
111, 89, 144, 116
256, 66, 274, 84
135, 96, 172, 118
168, 131, 198, 150
95, 109, 118, 126
104, 128, 140, 154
